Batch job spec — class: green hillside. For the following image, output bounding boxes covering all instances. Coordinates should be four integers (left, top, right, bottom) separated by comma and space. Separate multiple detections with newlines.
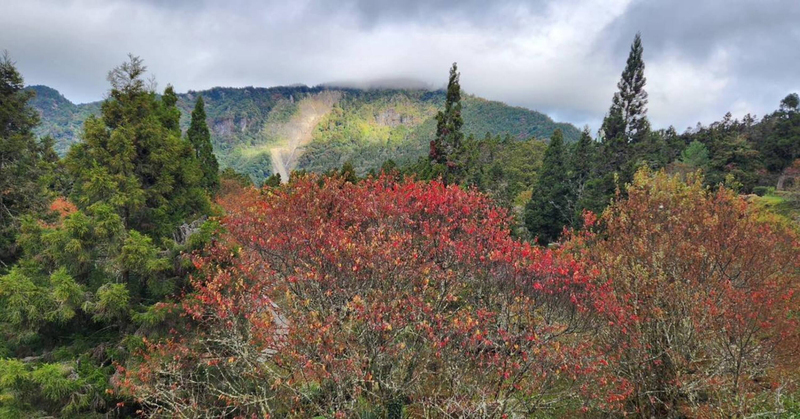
28, 85, 580, 182
27, 85, 101, 155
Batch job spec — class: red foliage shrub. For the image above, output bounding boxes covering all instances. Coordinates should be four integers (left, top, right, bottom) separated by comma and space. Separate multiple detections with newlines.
123, 175, 618, 417
564, 170, 800, 417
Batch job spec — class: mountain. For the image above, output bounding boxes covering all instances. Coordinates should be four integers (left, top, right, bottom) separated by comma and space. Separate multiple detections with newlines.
27, 85, 102, 155
27, 84, 581, 182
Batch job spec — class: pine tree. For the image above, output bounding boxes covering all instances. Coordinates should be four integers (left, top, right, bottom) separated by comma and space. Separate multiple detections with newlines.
0, 53, 50, 267
601, 32, 650, 176
66, 55, 210, 238
430, 62, 465, 184
0, 56, 224, 418
187, 95, 220, 193
524, 129, 570, 244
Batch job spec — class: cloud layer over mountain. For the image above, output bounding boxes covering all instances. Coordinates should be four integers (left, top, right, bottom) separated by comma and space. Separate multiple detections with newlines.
3, 0, 799, 131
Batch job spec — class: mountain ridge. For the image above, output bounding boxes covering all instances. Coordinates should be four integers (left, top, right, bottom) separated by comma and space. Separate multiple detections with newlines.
27, 84, 581, 182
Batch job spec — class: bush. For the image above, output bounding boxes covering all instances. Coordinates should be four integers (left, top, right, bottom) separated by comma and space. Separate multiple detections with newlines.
753, 185, 775, 196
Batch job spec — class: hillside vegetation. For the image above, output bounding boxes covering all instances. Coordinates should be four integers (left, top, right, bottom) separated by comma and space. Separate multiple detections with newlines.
28, 85, 580, 182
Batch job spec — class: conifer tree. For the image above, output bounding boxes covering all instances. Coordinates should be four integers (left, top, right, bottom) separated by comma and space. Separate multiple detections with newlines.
263, 173, 281, 188
187, 95, 220, 193
430, 62, 465, 184
567, 127, 597, 225
759, 93, 800, 172
66, 55, 209, 238
524, 129, 570, 244
0, 53, 50, 267
681, 140, 710, 170
601, 32, 650, 176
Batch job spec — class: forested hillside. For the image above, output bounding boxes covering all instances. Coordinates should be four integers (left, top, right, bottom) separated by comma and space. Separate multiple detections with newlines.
27, 85, 100, 155
28, 84, 580, 182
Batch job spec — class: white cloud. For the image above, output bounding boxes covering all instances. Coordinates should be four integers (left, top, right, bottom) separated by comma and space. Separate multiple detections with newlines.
2, 0, 798, 133
647, 48, 731, 129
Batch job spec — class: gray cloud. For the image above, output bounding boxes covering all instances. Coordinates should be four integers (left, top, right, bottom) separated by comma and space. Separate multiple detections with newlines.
601, 0, 800, 128
2, 0, 798, 132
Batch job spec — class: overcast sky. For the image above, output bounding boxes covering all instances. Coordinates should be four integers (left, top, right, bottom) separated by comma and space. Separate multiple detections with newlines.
3, 0, 799, 131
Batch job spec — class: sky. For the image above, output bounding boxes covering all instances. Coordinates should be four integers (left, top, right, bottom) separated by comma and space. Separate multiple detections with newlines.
3, 0, 799, 132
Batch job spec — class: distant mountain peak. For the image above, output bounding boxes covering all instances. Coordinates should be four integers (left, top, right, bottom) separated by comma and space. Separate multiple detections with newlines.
26, 85, 75, 106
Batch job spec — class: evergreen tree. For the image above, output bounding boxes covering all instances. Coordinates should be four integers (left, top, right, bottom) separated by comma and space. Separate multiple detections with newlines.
566, 127, 597, 225
66, 55, 210, 238
601, 32, 650, 176
524, 129, 570, 244
263, 173, 281, 188
0, 56, 219, 417
430, 62, 465, 184
187, 95, 220, 193
759, 93, 800, 172
681, 140, 710, 170
340, 161, 358, 183
0, 53, 50, 267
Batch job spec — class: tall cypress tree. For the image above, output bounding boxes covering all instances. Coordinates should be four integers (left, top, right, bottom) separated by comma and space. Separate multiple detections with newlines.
187, 95, 220, 193
430, 62, 465, 184
0, 53, 50, 267
601, 32, 649, 175
524, 129, 569, 244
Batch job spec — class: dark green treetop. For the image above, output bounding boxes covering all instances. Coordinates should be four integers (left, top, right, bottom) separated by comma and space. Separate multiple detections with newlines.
430, 62, 466, 184
0, 53, 51, 267
601, 32, 650, 175
187, 95, 220, 193
524, 129, 570, 244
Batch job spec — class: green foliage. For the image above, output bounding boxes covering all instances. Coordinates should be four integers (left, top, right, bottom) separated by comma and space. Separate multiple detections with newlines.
752, 185, 774, 197
187, 96, 220, 193
567, 127, 600, 226
220, 167, 253, 187
601, 32, 650, 181
758, 93, 800, 172
459, 133, 547, 209
524, 129, 570, 243
262, 172, 282, 187
0, 56, 219, 417
430, 62, 466, 184
679, 113, 762, 192
26, 85, 101, 155
82, 283, 130, 323
0, 54, 52, 268
0, 357, 112, 417
339, 161, 358, 183
32, 83, 580, 184
65, 55, 210, 239
680, 140, 710, 169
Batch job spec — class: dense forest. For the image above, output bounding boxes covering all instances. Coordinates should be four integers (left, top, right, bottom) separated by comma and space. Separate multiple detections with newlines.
28, 83, 580, 184
0, 31, 799, 419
